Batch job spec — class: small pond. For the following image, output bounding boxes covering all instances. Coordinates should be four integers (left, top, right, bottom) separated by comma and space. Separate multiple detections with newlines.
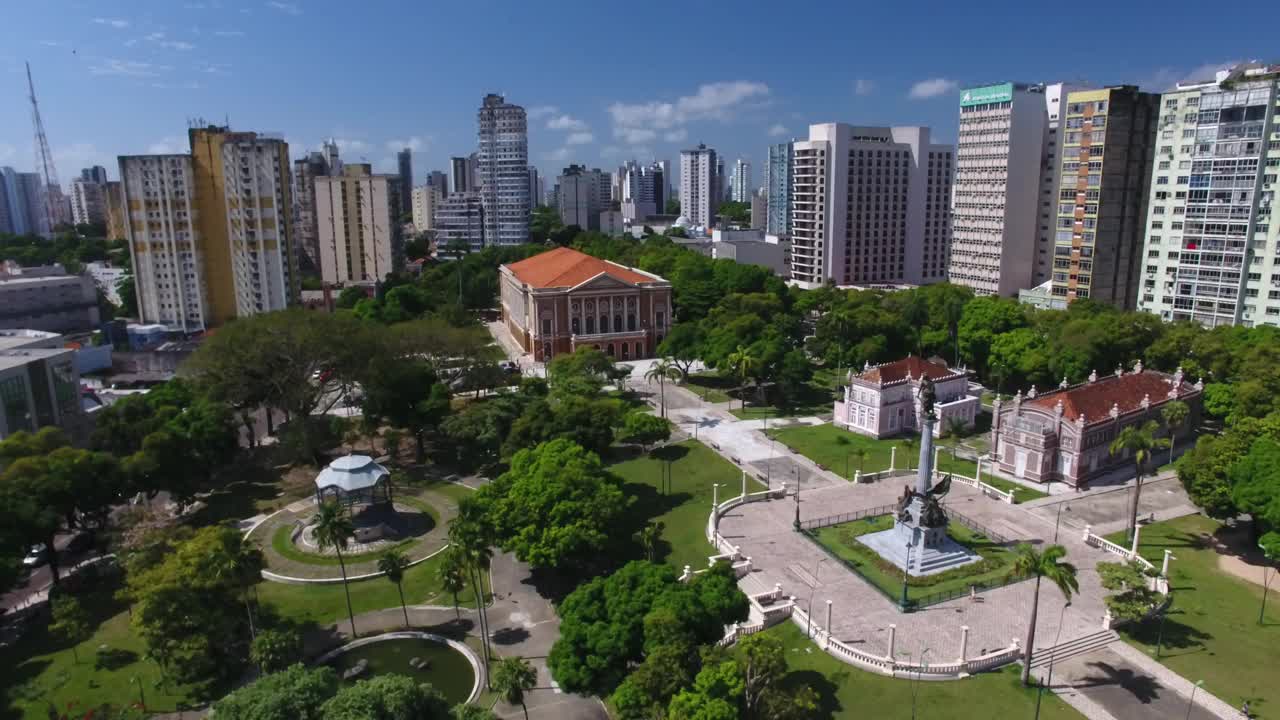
324, 636, 477, 706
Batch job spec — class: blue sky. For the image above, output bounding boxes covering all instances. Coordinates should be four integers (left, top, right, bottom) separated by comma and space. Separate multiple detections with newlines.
0, 0, 1272, 191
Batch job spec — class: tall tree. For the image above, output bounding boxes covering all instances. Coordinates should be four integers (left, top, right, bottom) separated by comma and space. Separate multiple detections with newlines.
49, 595, 91, 663
492, 657, 538, 720
1010, 544, 1079, 686
438, 546, 469, 621
313, 502, 358, 638
726, 345, 757, 410
646, 358, 680, 418
1109, 420, 1171, 544
1161, 400, 1190, 465
378, 549, 412, 628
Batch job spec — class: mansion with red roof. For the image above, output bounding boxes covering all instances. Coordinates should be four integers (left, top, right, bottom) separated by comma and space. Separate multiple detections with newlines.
991, 362, 1202, 488
834, 356, 982, 439
499, 247, 673, 362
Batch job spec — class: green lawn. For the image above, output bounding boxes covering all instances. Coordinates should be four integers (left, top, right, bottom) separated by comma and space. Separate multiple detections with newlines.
768, 424, 978, 480
975, 474, 1048, 503
808, 517, 1019, 607
681, 373, 735, 403
607, 440, 764, 571
1105, 515, 1280, 713
768, 622, 1081, 719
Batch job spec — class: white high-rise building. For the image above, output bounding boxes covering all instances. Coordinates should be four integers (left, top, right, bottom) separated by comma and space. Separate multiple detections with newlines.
315, 165, 402, 285
948, 81, 1080, 296
477, 94, 529, 246
69, 179, 105, 226
620, 161, 666, 222
680, 144, 718, 228
412, 184, 441, 231
789, 124, 953, 288
731, 158, 752, 202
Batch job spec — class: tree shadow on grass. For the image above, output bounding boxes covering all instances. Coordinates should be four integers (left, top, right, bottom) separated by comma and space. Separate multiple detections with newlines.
780, 668, 843, 719
1124, 613, 1213, 654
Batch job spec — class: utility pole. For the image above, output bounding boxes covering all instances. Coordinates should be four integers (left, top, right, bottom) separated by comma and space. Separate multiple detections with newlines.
27, 62, 60, 235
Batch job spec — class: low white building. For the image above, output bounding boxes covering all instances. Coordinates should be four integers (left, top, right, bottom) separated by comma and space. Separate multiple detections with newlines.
834, 356, 980, 439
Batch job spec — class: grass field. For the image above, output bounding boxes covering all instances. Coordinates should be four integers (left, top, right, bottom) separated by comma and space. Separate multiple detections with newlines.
808, 517, 1019, 606
607, 440, 764, 571
768, 424, 979, 479
975, 474, 1048, 503
767, 622, 1081, 719
681, 373, 735, 403
1105, 515, 1280, 713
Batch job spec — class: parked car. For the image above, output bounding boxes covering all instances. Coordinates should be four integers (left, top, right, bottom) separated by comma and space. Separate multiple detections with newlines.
22, 545, 47, 568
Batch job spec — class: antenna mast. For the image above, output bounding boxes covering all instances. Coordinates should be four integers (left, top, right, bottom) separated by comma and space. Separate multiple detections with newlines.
26, 62, 60, 235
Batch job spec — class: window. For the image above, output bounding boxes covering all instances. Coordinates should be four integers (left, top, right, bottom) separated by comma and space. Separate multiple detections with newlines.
656, 311, 665, 328
541, 318, 552, 334
571, 317, 580, 334
627, 313, 636, 331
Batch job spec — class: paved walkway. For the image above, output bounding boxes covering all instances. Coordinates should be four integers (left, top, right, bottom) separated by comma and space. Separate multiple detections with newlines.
1044, 642, 1233, 720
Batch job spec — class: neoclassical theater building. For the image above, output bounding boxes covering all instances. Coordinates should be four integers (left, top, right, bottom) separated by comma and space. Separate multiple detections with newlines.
499, 247, 673, 362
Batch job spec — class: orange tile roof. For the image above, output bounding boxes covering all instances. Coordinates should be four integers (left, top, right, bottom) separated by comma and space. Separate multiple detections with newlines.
504, 247, 657, 289
1025, 370, 1195, 424
858, 356, 962, 385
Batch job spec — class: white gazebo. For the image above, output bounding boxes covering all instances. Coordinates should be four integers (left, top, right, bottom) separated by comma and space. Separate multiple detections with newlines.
314, 455, 393, 509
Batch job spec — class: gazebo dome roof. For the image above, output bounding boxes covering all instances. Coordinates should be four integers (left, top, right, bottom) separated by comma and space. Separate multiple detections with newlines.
315, 454, 390, 494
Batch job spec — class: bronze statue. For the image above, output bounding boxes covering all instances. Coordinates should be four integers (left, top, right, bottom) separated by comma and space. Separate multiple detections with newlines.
918, 375, 937, 416
894, 473, 953, 528
896, 484, 914, 523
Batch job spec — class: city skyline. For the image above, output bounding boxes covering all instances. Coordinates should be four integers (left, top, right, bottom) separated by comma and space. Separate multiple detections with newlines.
0, 0, 1269, 191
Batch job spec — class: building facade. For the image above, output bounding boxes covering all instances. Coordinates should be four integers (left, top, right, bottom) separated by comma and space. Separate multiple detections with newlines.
789, 124, 953, 287
411, 184, 441, 231
450, 154, 477, 194
750, 190, 767, 229
1136, 63, 1280, 327
103, 181, 126, 240
557, 165, 605, 230
0, 167, 47, 237
0, 346, 82, 441
435, 191, 485, 255
833, 356, 980, 439
69, 178, 106, 226
81, 166, 109, 185
0, 264, 100, 333
499, 247, 673, 362
477, 94, 530, 246
1051, 86, 1159, 308
731, 158, 752, 202
992, 363, 1202, 487
766, 142, 793, 236
314, 164, 403, 285
425, 170, 449, 198
396, 148, 413, 215
680, 144, 719, 228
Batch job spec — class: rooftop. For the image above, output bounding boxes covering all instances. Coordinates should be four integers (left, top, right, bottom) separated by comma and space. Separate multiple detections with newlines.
504, 247, 663, 289
1024, 366, 1198, 424
854, 356, 966, 386
0, 347, 75, 373
315, 454, 391, 493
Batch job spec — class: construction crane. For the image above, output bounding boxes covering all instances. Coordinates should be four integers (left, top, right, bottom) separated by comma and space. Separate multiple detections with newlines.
26, 61, 60, 236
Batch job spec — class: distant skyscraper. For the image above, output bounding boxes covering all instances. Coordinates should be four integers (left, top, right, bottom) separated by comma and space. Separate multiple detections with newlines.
750, 190, 767, 229
436, 191, 485, 255
412, 184, 441, 231
766, 142, 793, 236
315, 164, 403, 285
396, 148, 413, 217
557, 164, 606, 230
450, 156, 474, 193
789, 124, 953, 287
1, 168, 38, 236
528, 167, 541, 206
294, 148, 336, 271
731, 159, 752, 202
80, 166, 109, 185
426, 170, 448, 197
620, 161, 665, 222
477, 93, 530, 246
69, 179, 105, 226
680, 144, 719, 228
657, 160, 672, 209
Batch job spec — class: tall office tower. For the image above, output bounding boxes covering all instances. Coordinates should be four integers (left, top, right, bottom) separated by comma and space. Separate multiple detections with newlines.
1050, 86, 1159, 309
120, 127, 298, 331
396, 148, 413, 216
314, 164, 403, 285
323, 139, 342, 175
477, 94, 530, 246
789, 124, 953, 287
294, 149, 335, 271
411, 184, 441, 230
556, 164, 604, 230
1137, 63, 1280, 327
0, 168, 35, 236
657, 160, 672, 208
680, 144, 719, 227
731, 158, 753, 202
103, 181, 125, 240
611, 167, 625, 204
1030, 82, 1084, 284
528, 167, 541, 206
450, 156, 473, 194
426, 170, 449, 198
80, 166, 109, 185
949, 82, 1081, 296
435, 191, 485, 255
750, 190, 767, 229
69, 179, 105, 225
717, 157, 727, 202
619, 161, 664, 222
0, 173, 12, 234
766, 142, 794, 236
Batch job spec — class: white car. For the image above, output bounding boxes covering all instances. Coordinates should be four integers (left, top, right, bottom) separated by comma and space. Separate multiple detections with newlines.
22, 544, 47, 568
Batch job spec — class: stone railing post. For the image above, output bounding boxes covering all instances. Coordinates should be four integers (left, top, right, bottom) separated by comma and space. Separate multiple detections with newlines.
1130, 524, 1142, 559
711, 483, 720, 533
1082, 524, 1092, 543
975, 456, 982, 485
1011, 637, 1021, 656
934, 446, 940, 472
959, 624, 969, 664
854, 469, 861, 483
890, 446, 897, 471
826, 599, 833, 635
741, 469, 747, 500
1161, 549, 1173, 577
886, 623, 897, 661
681, 565, 691, 581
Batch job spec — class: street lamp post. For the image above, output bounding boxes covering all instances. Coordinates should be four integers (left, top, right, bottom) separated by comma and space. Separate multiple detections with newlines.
1185, 680, 1204, 720
807, 557, 827, 638
911, 648, 931, 720
1259, 541, 1275, 625
1053, 504, 1071, 543
1155, 601, 1170, 659
901, 534, 915, 611
793, 467, 801, 530
1035, 601, 1072, 720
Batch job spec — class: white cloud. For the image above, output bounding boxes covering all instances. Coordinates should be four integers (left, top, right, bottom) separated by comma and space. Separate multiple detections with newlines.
213, 29, 245, 37
53, 143, 115, 175
332, 138, 371, 156
608, 80, 769, 146
767, 124, 788, 137
147, 136, 186, 154
146, 32, 196, 51
386, 136, 428, 153
527, 105, 558, 119
1138, 60, 1242, 92
547, 114, 588, 131
855, 78, 876, 96
197, 62, 231, 74
565, 132, 594, 145
544, 147, 572, 164
150, 80, 202, 90
92, 17, 131, 29
89, 58, 162, 77
663, 129, 687, 143
614, 127, 657, 145
266, 1, 302, 15
908, 78, 958, 100
0, 144, 16, 164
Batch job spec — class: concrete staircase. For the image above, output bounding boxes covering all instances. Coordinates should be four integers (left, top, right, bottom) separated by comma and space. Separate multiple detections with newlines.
1028, 629, 1118, 670
915, 546, 978, 574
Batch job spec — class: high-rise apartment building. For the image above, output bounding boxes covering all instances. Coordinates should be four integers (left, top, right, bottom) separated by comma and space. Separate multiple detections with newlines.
731, 159, 752, 202
451, 155, 477, 194
1137, 63, 1280, 327
680, 144, 719, 228
103, 181, 126, 240
950, 82, 1078, 296
315, 164, 402, 285
412, 184, 441, 231
750, 190, 767, 229
69, 179, 105, 226
80, 166, 109, 185
789, 124, 953, 288
620, 161, 665, 222
477, 94, 530, 246
119, 126, 297, 331
528, 167, 541, 206
766, 142, 793, 236
425, 170, 448, 198
1, 169, 48, 237
293, 149, 336, 271
557, 164, 605, 230
436, 191, 485, 255
396, 148, 413, 215
1050, 86, 1159, 308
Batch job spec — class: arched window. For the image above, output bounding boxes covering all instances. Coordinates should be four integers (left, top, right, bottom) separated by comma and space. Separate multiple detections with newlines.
543, 343, 551, 359
586, 316, 595, 334
571, 317, 580, 334
627, 314, 636, 331
600, 315, 609, 333
606, 343, 615, 357
615, 314, 622, 332
621, 343, 630, 359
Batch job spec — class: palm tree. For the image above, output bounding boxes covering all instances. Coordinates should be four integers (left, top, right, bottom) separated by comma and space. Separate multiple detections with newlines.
1160, 400, 1189, 466
1010, 543, 1079, 686
1109, 420, 1171, 545
313, 501, 358, 638
449, 513, 494, 683
849, 447, 868, 479
378, 549, 412, 628
726, 345, 757, 411
438, 546, 469, 621
492, 656, 538, 720
635, 521, 664, 562
646, 358, 679, 418
212, 530, 265, 642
